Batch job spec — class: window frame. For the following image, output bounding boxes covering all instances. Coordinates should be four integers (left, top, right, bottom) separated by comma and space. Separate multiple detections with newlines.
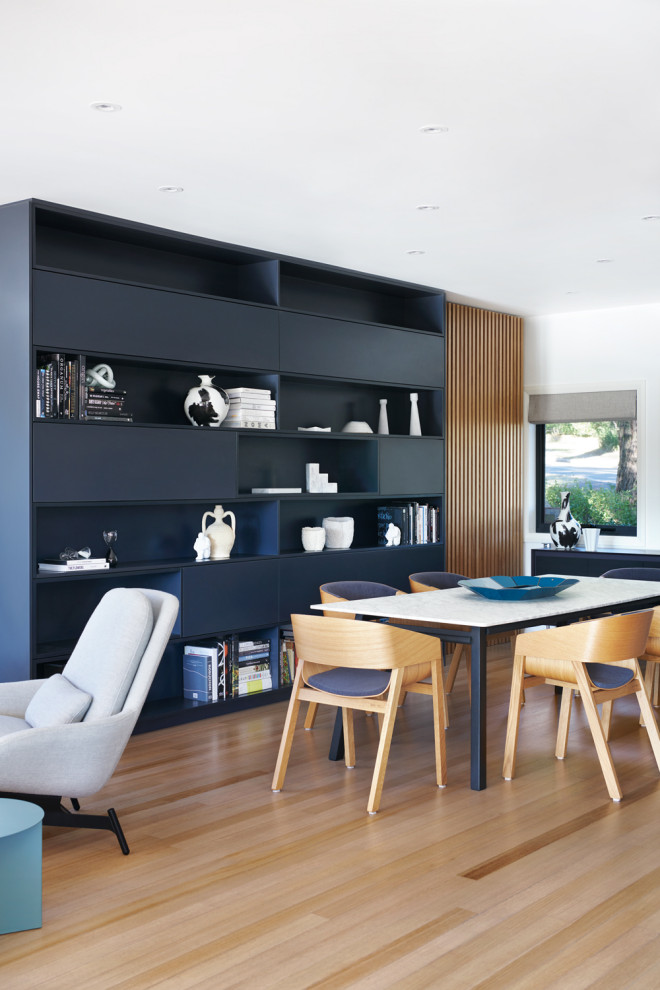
534, 422, 637, 538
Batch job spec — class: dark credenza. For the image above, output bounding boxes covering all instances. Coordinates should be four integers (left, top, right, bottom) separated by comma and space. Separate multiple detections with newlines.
531, 547, 660, 579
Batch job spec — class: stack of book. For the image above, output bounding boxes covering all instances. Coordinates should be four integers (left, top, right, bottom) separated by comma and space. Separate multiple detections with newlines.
38, 556, 109, 574
279, 626, 297, 687
377, 502, 442, 546
83, 386, 132, 423
224, 387, 276, 429
232, 637, 273, 696
35, 352, 86, 419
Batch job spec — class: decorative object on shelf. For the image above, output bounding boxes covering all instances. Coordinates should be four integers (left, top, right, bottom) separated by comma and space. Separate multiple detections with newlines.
384, 522, 401, 546
305, 463, 338, 493
224, 386, 276, 430
59, 546, 92, 560
103, 529, 118, 567
459, 575, 579, 602
582, 527, 601, 552
322, 516, 354, 550
85, 363, 116, 390
409, 393, 422, 436
184, 375, 230, 428
297, 426, 331, 432
549, 490, 582, 550
251, 487, 302, 494
201, 505, 236, 559
342, 420, 373, 433
193, 531, 211, 561
301, 527, 326, 552
378, 399, 389, 435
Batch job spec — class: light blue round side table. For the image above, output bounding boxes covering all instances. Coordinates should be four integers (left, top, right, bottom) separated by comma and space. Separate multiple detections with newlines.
0, 798, 45, 934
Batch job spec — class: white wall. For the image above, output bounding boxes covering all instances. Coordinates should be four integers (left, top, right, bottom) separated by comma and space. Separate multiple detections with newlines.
524, 301, 660, 568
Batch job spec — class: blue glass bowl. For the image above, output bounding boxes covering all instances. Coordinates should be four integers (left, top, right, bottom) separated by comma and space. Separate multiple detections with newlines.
458, 575, 579, 601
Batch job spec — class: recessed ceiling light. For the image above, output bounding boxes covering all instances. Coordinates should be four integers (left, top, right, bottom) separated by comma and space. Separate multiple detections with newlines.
90, 101, 122, 113
416, 204, 440, 211
642, 215, 660, 221
420, 125, 449, 134
158, 185, 184, 194
406, 249, 426, 255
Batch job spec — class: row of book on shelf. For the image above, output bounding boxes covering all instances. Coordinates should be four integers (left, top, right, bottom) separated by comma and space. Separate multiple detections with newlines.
376, 502, 442, 546
35, 353, 132, 422
183, 626, 298, 703
223, 386, 276, 430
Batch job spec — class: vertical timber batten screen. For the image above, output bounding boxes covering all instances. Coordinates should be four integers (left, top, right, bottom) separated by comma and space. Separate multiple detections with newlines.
446, 303, 524, 580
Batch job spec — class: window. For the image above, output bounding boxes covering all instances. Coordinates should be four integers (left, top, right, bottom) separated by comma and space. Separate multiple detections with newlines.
529, 391, 637, 537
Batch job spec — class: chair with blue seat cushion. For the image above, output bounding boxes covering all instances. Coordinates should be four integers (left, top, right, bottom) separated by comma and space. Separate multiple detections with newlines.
272, 614, 447, 814
408, 571, 471, 699
502, 610, 660, 801
316, 580, 449, 728
602, 570, 660, 706
0, 587, 179, 852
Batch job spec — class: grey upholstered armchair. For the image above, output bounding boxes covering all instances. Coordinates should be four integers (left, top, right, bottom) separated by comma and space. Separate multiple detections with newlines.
0, 587, 179, 853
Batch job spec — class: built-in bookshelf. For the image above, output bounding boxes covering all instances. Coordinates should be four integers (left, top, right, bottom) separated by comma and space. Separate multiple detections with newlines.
0, 198, 446, 731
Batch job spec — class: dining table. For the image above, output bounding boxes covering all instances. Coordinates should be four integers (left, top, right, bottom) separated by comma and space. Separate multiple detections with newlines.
310, 574, 660, 790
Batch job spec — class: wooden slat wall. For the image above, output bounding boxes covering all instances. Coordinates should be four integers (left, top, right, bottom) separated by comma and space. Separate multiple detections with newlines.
445, 303, 524, 579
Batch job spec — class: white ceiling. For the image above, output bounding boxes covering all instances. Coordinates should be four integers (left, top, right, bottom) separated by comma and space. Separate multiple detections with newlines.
3, 0, 660, 318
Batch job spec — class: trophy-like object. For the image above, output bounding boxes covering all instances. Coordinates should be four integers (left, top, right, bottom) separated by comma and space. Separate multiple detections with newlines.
103, 529, 118, 567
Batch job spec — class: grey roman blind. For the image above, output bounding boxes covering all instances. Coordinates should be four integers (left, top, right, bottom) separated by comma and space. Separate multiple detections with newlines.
528, 390, 637, 424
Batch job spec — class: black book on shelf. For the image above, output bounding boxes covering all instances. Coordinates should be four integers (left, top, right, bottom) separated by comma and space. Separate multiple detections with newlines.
377, 504, 410, 546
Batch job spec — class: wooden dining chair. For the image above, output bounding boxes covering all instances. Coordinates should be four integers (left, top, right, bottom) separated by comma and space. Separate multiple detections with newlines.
602, 570, 660, 707
272, 614, 447, 814
316, 580, 449, 727
502, 610, 660, 801
301, 581, 408, 730
408, 571, 470, 700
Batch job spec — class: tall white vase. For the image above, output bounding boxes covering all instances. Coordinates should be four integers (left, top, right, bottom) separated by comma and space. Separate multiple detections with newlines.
409, 393, 422, 436
378, 399, 389, 434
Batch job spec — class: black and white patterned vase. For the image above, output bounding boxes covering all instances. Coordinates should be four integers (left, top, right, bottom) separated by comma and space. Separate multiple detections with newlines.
549, 490, 582, 550
184, 375, 229, 428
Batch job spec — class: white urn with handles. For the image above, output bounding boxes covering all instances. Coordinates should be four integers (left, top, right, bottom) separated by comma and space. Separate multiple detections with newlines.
201, 504, 236, 559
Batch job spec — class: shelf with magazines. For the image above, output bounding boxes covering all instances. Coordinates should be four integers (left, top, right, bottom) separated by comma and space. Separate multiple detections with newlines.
2, 197, 446, 730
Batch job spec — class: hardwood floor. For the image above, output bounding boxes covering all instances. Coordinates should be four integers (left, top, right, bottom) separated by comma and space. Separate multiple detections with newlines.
3, 645, 660, 989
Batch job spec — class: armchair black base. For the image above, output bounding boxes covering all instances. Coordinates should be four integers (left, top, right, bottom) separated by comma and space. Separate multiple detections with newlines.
0, 792, 130, 854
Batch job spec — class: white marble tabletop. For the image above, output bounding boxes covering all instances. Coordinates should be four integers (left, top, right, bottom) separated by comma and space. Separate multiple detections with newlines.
310, 575, 660, 628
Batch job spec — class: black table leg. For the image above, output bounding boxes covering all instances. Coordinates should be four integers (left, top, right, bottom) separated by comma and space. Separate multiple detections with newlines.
470, 627, 488, 790
328, 709, 344, 761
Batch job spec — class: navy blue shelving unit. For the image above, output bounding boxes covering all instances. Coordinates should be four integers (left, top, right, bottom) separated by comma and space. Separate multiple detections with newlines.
0, 198, 446, 730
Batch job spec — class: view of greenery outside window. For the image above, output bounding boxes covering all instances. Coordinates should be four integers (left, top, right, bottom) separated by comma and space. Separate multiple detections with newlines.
537, 419, 637, 536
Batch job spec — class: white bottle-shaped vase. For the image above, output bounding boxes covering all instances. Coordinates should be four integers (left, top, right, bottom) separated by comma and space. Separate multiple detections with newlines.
378, 399, 389, 435
201, 504, 236, 559
409, 393, 422, 436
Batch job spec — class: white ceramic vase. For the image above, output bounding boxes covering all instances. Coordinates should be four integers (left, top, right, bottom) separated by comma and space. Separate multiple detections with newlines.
322, 516, 354, 549
409, 393, 422, 436
201, 504, 236, 559
301, 526, 326, 552
184, 374, 230, 428
378, 399, 389, 434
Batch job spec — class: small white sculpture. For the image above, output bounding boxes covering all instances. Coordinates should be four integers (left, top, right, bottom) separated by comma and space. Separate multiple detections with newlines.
385, 523, 401, 546
86, 363, 116, 389
193, 532, 211, 561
